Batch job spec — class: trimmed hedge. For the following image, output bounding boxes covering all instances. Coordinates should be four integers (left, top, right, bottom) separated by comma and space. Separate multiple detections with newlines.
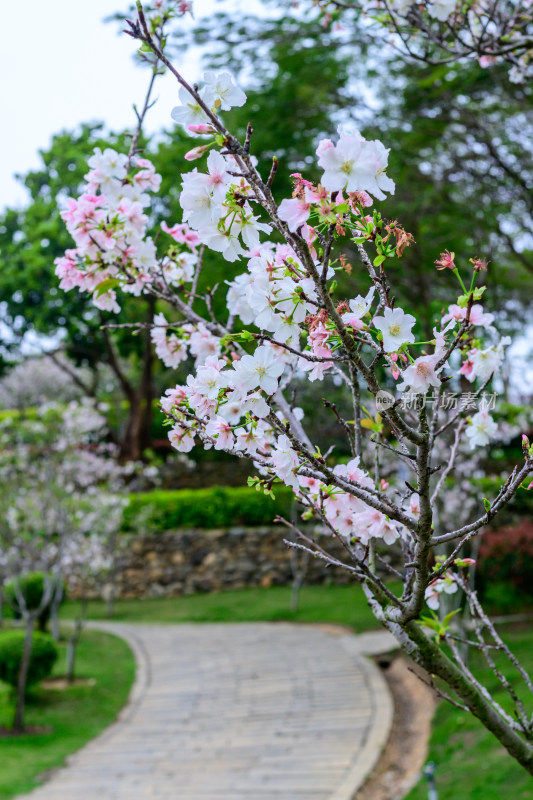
6, 573, 54, 632
5, 573, 49, 613
5, 572, 66, 632
0, 631, 58, 689
123, 485, 295, 532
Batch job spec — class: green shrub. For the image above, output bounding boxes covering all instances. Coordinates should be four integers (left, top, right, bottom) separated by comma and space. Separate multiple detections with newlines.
123, 485, 295, 532
4, 572, 65, 632
0, 631, 58, 689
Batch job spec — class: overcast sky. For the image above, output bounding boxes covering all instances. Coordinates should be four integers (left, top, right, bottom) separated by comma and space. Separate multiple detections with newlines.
0, 0, 259, 211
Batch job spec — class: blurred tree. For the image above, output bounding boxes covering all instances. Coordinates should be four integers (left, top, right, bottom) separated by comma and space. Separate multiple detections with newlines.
366, 58, 533, 335
178, 7, 533, 336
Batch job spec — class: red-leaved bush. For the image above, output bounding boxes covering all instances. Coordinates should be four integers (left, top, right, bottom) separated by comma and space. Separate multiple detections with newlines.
478, 520, 533, 598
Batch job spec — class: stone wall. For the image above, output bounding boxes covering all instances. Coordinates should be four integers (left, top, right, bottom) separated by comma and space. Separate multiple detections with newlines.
112, 525, 355, 598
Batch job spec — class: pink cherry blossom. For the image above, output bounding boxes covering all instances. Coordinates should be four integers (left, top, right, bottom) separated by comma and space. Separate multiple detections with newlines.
205, 416, 235, 450
354, 509, 400, 545
278, 197, 311, 232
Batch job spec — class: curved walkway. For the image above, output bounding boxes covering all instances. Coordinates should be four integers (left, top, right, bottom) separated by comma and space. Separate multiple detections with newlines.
20, 623, 394, 800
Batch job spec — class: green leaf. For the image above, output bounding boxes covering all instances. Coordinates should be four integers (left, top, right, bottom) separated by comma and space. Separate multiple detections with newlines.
442, 608, 460, 627
93, 278, 120, 297
373, 255, 386, 267
360, 418, 376, 430
419, 616, 442, 632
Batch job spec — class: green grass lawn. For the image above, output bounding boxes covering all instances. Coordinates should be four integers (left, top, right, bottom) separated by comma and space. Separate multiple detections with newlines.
0, 628, 135, 799
406, 626, 533, 800
61, 583, 394, 632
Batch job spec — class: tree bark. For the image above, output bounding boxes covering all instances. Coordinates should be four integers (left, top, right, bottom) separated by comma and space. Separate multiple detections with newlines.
66, 596, 87, 684
102, 298, 155, 463
406, 621, 533, 775
13, 617, 35, 733
50, 579, 63, 642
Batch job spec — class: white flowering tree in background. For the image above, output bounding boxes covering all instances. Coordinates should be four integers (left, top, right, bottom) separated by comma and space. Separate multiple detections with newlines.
60, 531, 114, 683
0, 355, 90, 411
0, 400, 127, 727
52, 0, 533, 775
313, 0, 533, 82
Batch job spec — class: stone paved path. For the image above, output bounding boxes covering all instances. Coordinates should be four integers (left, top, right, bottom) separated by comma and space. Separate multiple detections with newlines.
19, 623, 394, 800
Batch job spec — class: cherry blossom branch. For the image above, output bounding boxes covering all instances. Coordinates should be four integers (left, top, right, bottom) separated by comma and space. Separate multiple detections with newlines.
432, 457, 533, 546
457, 573, 533, 699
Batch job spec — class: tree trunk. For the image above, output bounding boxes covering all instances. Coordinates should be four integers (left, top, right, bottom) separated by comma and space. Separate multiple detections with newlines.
291, 574, 304, 613
106, 584, 116, 618
290, 545, 309, 613
50, 580, 63, 642
406, 620, 533, 775
13, 617, 35, 733
66, 639, 76, 684
66, 599, 87, 684
119, 395, 148, 462
116, 298, 155, 463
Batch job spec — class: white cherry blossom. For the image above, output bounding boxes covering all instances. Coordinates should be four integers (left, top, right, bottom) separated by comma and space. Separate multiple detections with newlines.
203, 70, 247, 110
373, 306, 416, 352
397, 353, 445, 394
317, 128, 395, 200
171, 85, 215, 133
427, 0, 457, 21
226, 345, 285, 395
466, 409, 498, 449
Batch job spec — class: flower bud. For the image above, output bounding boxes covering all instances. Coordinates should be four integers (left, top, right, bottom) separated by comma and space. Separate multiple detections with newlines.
184, 145, 210, 161
454, 557, 476, 567
188, 124, 216, 135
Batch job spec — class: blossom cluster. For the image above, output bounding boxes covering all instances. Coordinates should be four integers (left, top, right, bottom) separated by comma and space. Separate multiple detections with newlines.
55, 148, 162, 312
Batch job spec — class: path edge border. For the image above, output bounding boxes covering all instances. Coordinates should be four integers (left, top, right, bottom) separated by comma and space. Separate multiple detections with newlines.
329, 634, 395, 800
86, 622, 151, 736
